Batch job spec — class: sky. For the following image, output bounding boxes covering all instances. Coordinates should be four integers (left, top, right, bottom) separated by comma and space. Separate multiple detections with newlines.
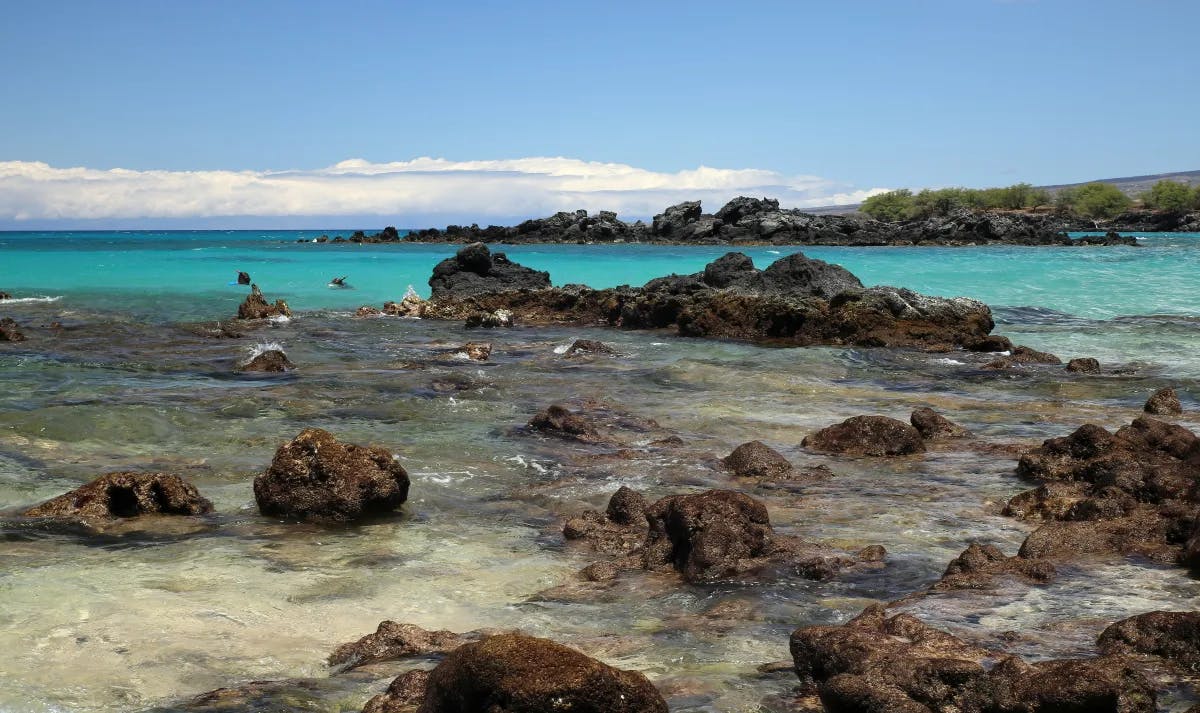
1, 0, 1197, 228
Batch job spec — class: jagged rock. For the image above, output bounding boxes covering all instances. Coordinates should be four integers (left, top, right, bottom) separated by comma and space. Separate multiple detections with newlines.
564, 339, 616, 357
329, 621, 467, 670
239, 349, 294, 372
910, 408, 969, 440
452, 342, 491, 361
932, 543, 1055, 590
803, 416, 926, 456
253, 428, 409, 523
790, 604, 1155, 713
237, 284, 291, 320
963, 334, 1014, 352
562, 487, 649, 555
722, 441, 793, 479
413, 633, 667, 713
528, 404, 603, 443
362, 670, 429, 713
0, 317, 26, 342
428, 243, 551, 298
984, 344, 1062, 370
640, 489, 778, 583
22, 472, 213, 520
1066, 357, 1101, 373
464, 309, 513, 328
1097, 611, 1200, 670
382, 295, 427, 318
651, 201, 703, 237
355, 306, 382, 317
1144, 387, 1183, 415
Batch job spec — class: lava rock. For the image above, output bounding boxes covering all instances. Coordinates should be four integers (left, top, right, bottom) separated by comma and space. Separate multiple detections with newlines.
428, 243, 551, 298
330, 621, 467, 671
1066, 357, 1102, 373
0, 317, 26, 342
1097, 611, 1200, 670
564, 339, 616, 357
803, 415, 926, 456
237, 284, 291, 320
641, 489, 776, 583
1144, 387, 1183, 415
722, 441, 793, 479
362, 670, 429, 713
22, 472, 213, 520
414, 633, 667, 713
240, 349, 295, 372
910, 407, 969, 440
452, 342, 492, 361
528, 404, 602, 443
932, 543, 1055, 590
253, 428, 410, 523
563, 487, 650, 555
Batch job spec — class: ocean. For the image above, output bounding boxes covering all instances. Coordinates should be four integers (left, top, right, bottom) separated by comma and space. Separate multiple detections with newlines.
2, 231, 1199, 712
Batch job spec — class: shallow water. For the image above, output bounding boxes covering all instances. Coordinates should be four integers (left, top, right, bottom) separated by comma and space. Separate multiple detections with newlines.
2, 233, 1200, 711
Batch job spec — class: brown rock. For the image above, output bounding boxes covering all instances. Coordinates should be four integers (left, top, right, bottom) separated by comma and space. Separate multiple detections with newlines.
1097, 611, 1200, 670
330, 622, 466, 671
910, 407, 969, 440
1066, 357, 1101, 373
237, 284, 291, 320
528, 404, 602, 443
564, 339, 616, 357
0, 317, 26, 342
722, 441, 793, 479
1144, 387, 1183, 416
239, 349, 295, 372
802, 415, 926, 456
253, 428, 410, 523
641, 489, 777, 583
932, 543, 1055, 590
414, 633, 667, 713
355, 306, 382, 317
453, 342, 491, 361
562, 487, 649, 555
363, 670, 430, 713
963, 334, 1014, 352
22, 471, 214, 521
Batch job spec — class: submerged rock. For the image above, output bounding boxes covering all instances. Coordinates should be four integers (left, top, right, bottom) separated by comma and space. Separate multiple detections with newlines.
329, 621, 468, 671
452, 342, 492, 361
239, 348, 295, 372
1144, 387, 1183, 415
932, 543, 1055, 591
22, 472, 213, 521
237, 284, 291, 320
564, 339, 616, 357
910, 407, 970, 440
1097, 611, 1200, 670
528, 404, 603, 443
0, 317, 26, 342
428, 243, 551, 299
253, 428, 410, 523
411, 633, 667, 713
562, 487, 649, 555
721, 441, 793, 479
790, 604, 1156, 713
362, 670, 430, 713
1066, 357, 1102, 373
802, 415, 926, 456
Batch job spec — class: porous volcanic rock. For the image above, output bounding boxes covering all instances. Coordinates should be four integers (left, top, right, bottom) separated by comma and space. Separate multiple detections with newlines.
22, 472, 213, 520
452, 342, 492, 361
239, 349, 295, 372
0, 317, 26, 342
428, 243, 551, 299
640, 489, 777, 583
528, 404, 603, 443
1097, 611, 1200, 671
803, 415, 926, 456
411, 633, 667, 713
362, 670, 430, 713
329, 621, 468, 671
1144, 387, 1183, 416
562, 486, 650, 555
1066, 357, 1102, 373
722, 441, 793, 479
253, 428, 409, 523
910, 407, 970, 440
563, 339, 616, 357
932, 543, 1056, 591
237, 284, 291, 320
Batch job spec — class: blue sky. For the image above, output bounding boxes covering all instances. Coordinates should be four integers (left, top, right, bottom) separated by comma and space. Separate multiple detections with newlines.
1, 0, 1197, 227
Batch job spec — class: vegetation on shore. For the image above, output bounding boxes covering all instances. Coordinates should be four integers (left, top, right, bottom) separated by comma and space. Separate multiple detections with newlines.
861, 179, 1200, 222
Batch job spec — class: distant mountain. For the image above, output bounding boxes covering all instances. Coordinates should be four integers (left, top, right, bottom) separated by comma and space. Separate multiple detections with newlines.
809, 169, 1200, 215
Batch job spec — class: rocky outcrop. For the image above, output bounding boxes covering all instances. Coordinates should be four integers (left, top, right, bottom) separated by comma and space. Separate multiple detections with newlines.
451, 342, 491, 361
562, 487, 650, 555
932, 543, 1055, 591
563, 339, 616, 357
803, 415, 926, 456
1144, 387, 1183, 415
253, 428, 410, 523
1066, 357, 1102, 373
424, 251, 999, 352
790, 604, 1156, 713
329, 621, 468, 671
1097, 611, 1200, 670
722, 441, 793, 479
407, 633, 667, 713
910, 408, 969, 440
237, 284, 291, 320
640, 490, 777, 583
523, 401, 671, 448
0, 317, 26, 342
527, 404, 604, 443
239, 349, 294, 372
22, 472, 213, 521
362, 670, 429, 713
428, 243, 550, 299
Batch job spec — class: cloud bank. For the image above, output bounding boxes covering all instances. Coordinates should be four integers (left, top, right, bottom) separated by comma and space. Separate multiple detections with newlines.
0, 157, 884, 228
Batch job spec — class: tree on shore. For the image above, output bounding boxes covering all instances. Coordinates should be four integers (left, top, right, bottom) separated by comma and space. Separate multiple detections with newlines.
859, 189, 915, 221
860, 183, 1053, 221
1056, 182, 1132, 220
1141, 179, 1194, 213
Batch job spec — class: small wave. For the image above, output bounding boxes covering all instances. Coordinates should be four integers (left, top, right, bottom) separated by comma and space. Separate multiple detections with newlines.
932, 358, 965, 365
553, 340, 573, 355
267, 314, 292, 324
402, 285, 420, 301
246, 341, 285, 360
0, 296, 62, 304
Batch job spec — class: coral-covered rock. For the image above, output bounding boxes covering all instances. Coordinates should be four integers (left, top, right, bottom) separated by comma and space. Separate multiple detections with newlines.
1097, 611, 1200, 670
329, 621, 467, 671
1145, 387, 1183, 416
237, 284, 291, 320
22, 472, 213, 520
910, 408, 969, 440
803, 415, 926, 456
414, 633, 667, 713
253, 428, 409, 523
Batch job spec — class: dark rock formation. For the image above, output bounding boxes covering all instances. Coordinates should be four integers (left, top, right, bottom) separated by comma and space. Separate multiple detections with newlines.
963, 334, 1014, 353
363, 670, 429, 713
983, 344, 1063, 370
237, 284, 291, 320
428, 243, 551, 299
640, 490, 777, 583
1144, 387, 1183, 416
790, 604, 1156, 713
803, 415, 926, 456
563, 487, 650, 555
1097, 611, 1200, 670
528, 404, 603, 443
1066, 357, 1102, 373
0, 291, 10, 300
932, 543, 1055, 591
0, 317, 26, 342
910, 408, 969, 440
329, 621, 467, 671
722, 441, 793, 479
412, 633, 667, 713
253, 428, 410, 523
236, 271, 251, 285
22, 472, 213, 520
239, 349, 294, 373
422, 251, 999, 352
563, 339, 616, 357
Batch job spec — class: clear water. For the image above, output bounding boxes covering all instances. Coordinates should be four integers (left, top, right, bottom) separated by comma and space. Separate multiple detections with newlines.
1, 231, 1199, 712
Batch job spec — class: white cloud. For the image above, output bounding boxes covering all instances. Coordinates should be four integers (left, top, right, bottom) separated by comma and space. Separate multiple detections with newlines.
0, 157, 886, 225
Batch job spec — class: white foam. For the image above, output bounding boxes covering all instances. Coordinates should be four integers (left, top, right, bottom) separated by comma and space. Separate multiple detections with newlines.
246, 342, 285, 360
267, 314, 291, 324
933, 358, 965, 365
0, 296, 62, 304
402, 285, 420, 301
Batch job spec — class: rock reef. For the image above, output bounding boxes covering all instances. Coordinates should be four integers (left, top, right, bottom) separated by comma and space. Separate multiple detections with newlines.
22, 471, 214, 521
